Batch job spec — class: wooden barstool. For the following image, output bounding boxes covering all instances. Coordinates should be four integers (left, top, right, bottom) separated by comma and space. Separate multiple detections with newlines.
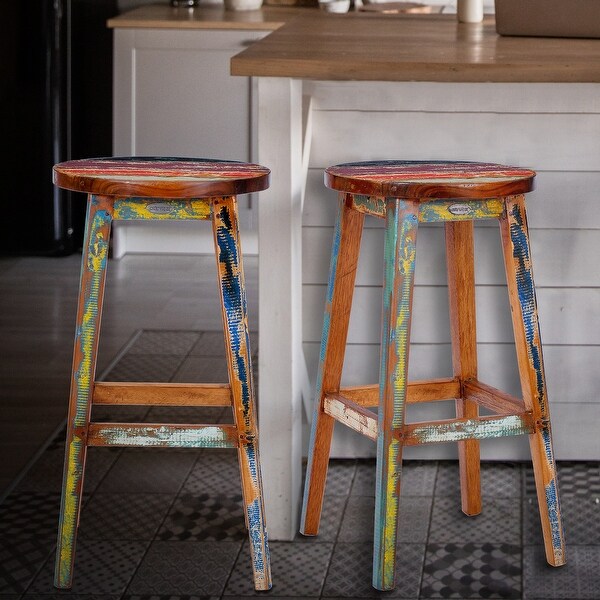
53, 157, 271, 591
300, 160, 566, 591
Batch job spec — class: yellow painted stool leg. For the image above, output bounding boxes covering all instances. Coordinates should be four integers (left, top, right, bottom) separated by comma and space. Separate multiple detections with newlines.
373, 198, 419, 591
212, 197, 272, 591
500, 194, 566, 566
55, 195, 113, 588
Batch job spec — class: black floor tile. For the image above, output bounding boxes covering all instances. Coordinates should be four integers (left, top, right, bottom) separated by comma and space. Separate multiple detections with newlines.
224, 541, 333, 597
182, 450, 242, 497
338, 496, 432, 544
96, 449, 196, 494
435, 462, 522, 499
128, 331, 201, 356
157, 493, 246, 542
523, 545, 600, 599
523, 494, 600, 546
0, 492, 61, 539
29, 541, 148, 595
428, 497, 521, 544
351, 459, 437, 497
0, 537, 54, 594
294, 495, 347, 543
523, 462, 600, 497
78, 493, 175, 540
420, 542, 521, 599
127, 541, 241, 596
322, 542, 424, 598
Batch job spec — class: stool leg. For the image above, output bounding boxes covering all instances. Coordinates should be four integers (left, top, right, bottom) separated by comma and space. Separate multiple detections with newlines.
55, 195, 113, 588
300, 195, 364, 535
500, 194, 566, 566
373, 198, 419, 591
445, 221, 481, 516
212, 197, 272, 591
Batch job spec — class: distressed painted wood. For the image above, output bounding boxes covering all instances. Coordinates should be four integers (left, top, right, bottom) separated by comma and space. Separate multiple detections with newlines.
325, 161, 535, 200
212, 196, 271, 590
446, 220, 481, 516
113, 197, 211, 220
93, 382, 232, 406
301, 194, 365, 536
87, 423, 238, 448
302, 161, 565, 592
55, 194, 113, 589
340, 378, 461, 406
324, 395, 378, 441
53, 157, 270, 199
373, 198, 419, 591
500, 194, 566, 566
464, 380, 526, 415
401, 412, 535, 446
54, 159, 272, 592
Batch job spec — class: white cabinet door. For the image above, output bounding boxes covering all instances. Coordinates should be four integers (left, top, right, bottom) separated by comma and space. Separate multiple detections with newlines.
113, 28, 267, 256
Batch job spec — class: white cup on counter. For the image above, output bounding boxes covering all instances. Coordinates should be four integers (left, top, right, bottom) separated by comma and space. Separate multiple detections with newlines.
319, 0, 351, 13
457, 0, 483, 22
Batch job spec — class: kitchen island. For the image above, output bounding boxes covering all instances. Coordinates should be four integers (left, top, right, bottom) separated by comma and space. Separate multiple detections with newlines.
231, 13, 600, 539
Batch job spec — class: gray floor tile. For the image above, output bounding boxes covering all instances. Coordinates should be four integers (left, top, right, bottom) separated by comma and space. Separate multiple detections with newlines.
123, 596, 217, 600
15, 445, 120, 494
104, 354, 185, 383
91, 404, 151, 423
97, 449, 196, 493
428, 496, 521, 544
144, 406, 227, 425
29, 540, 148, 595
523, 461, 600, 497
322, 542, 425, 598
127, 541, 241, 596
0, 537, 54, 594
351, 459, 438, 497
325, 460, 357, 497
78, 493, 175, 540
421, 542, 521, 599
0, 492, 61, 539
339, 496, 432, 544
224, 541, 333, 597
523, 545, 600, 599
24, 595, 121, 600
190, 331, 227, 357
128, 330, 201, 356
182, 450, 242, 497
294, 495, 347, 543
523, 494, 600, 546
158, 493, 245, 541
172, 357, 229, 384
435, 461, 522, 499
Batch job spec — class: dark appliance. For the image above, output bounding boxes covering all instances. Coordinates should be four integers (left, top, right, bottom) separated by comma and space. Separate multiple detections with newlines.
0, 0, 117, 255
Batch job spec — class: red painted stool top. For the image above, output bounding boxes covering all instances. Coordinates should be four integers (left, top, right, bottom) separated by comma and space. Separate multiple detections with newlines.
53, 157, 270, 198
325, 160, 535, 199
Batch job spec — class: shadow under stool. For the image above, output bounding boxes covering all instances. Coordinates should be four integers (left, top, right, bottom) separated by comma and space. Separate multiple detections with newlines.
300, 160, 566, 591
52, 157, 271, 591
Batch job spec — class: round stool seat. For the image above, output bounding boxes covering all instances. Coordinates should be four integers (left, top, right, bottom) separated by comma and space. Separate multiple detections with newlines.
325, 160, 535, 199
53, 157, 270, 198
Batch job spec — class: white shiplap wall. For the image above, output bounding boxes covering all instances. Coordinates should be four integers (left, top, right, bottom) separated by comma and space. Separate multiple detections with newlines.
301, 81, 600, 460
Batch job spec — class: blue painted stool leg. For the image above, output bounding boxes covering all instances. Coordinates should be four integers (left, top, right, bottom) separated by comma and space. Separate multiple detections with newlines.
301, 195, 364, 536
373, 198, 419, 591
212, 197, 272, 591
500, 194, 566, 567
55, 195, 113, 588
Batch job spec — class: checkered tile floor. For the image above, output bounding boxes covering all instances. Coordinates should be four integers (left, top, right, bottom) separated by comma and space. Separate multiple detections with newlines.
1, 330, 599, 599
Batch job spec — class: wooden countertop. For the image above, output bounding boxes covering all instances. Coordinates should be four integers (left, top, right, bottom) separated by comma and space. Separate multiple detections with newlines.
231, 13, 600, 82
107, 4, 308, 31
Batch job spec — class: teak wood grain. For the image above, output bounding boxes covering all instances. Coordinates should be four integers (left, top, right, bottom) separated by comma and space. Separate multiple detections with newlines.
231, 14, 600, 83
